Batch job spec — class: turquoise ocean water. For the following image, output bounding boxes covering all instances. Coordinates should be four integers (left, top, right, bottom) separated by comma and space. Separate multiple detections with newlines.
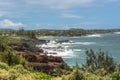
39, 33, 120, 67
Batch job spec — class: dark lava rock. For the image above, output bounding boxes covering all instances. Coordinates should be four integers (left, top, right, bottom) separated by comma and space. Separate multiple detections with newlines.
19, 53, 71, 76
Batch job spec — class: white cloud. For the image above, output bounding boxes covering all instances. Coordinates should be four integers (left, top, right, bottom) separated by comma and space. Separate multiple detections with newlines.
25, 0, 120, 9
61, 13, 82, 18
0, 1, 12, 6
106, 0, 119, 2
0, 0, 15, 7
26, 0, 96, 9
0, 19, 24, 28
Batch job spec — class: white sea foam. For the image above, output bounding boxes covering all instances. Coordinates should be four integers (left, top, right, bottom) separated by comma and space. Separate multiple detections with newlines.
70, 36, 81, 38
75, 42, 96, 45
85, 34, 102, 37
36, 42, 75, 58
114, 32, 120, 34
73, 49, 83, 52
46, 49, 75, 58
37, 39, 95, 58
62, 42, 96, 45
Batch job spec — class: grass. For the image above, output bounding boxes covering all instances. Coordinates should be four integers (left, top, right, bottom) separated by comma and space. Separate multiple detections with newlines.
0, 36, 29, 45
0, 62, 52, 80
53, 77, 62, 80
37, 36, 59, 38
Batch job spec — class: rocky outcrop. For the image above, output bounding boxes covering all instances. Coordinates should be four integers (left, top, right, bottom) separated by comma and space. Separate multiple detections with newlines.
9, 39, 71, 76
8, 39, 44, 53
18, 53, 71, 76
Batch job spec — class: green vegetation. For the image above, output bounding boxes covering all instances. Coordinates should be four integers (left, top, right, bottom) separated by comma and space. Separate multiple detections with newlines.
1, 50, 26, 66
0, 36, 21, 44
0, 34, 120, 80
111, 72, 120, 80
1, 28, 120, 37
27, 29, 119, 37
0, 37, 25, 66
0, 62, 52, 80
0, 36, 52, 80
62, 67, 112, 80
83, 49, 117, 75
62, 64, 84, 80
62, 49, 120, 80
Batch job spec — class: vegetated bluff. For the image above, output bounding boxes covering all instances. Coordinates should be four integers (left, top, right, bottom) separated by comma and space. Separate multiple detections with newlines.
11, 39, 71, 76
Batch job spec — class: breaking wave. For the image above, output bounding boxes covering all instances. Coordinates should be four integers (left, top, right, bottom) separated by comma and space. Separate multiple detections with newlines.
62, 42, 96, 45
114, 32, 120, 34
85, 34, 102, 37
73, 49, 83, 52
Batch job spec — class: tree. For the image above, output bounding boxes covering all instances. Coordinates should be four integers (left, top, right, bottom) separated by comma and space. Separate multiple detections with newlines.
29, 31, 36, 39
83, 49, 117, 75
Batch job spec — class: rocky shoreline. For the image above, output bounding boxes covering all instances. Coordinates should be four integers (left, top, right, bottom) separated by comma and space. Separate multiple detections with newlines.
10, 39, 71, 76
18, 53, 70, 76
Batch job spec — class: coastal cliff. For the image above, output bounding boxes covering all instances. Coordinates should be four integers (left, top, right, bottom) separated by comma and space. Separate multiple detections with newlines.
18, 53, 70, 76
8, 38, 71, 76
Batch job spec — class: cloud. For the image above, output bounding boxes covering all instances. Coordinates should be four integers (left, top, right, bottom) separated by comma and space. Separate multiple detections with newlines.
0, 1, 12, 6
106, 0, 119, 2
25, 0, 120, 9
61, 13, 82, 18
0, 0, 15, 7
25, 0, 96, 9
0, 19, 24, 28
0, 0, 27, 18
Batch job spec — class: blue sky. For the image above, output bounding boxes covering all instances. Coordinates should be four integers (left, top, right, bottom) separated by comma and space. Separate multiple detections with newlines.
0, 0, 120, 30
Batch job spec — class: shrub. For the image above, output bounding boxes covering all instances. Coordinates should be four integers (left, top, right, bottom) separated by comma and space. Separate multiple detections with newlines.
13, 65, 28, 75
0, 43, 6, 52
111, 72, 120, 80
68, 68, 84, 80
9, 69, 19, 80
1, 50, 26, 66
62, 65, 84, 80
83, 71, 111, 80
83, 49, 116, 75
0, 69, 9, 80
0, 61, 9, 70
33, 72, 52, 80
16, 73, 36, 80
11, 65, 52, 80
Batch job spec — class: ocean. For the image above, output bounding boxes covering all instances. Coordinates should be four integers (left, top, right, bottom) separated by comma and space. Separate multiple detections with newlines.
39, 32, 120, 67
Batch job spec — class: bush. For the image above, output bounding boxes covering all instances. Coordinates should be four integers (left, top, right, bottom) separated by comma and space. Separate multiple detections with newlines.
83, 49, 117, 75
111, 72, 120, 80
9, 69, 19, 80
0, 69, 9, 80
83, 71, 111, 80
62, 65, 84, 80
68, 68, 84, 80
0, 43, 6, 52
1, 50, 26, 66
13, 65, 28, 75
33, 72, 52, 80
12, 65, 52, 80
15, 73, 36, 80
0, 61, 9, 70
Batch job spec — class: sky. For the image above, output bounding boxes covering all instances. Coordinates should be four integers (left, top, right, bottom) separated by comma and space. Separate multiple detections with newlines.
0, 0, 120, 30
